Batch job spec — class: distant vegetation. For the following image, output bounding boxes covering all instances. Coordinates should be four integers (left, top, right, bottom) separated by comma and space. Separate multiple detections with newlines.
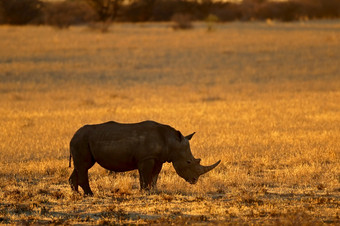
0, 0, 340, 27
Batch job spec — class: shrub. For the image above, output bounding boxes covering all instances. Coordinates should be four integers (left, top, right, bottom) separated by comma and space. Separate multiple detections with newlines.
256, 1, 303, 21
240, 0, 264, 21
121, 0, 150, 22
43, 1, 96, 29
147, 0, 180, 21
0, 0, 43, 25
205, 14, 219, 31
0, 4, 4, 24
171, 13, 193, 30
296, 0, 340, 19
85, 0, 123, 22
1, 0, 340, 25
123, 0, 198, 22
211, 3, 242, 22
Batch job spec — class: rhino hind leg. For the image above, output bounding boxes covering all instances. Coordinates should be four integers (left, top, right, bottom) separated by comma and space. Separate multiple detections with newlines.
69, 169, 79, 192
70, 143, 95, 196
69, 168, 94, 196
78, 168, 93, 196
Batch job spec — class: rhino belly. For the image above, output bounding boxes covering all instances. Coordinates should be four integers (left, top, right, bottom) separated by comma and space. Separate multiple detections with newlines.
90, 140, 138, 172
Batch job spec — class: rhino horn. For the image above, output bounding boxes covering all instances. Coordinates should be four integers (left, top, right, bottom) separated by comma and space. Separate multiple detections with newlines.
199, 160, 221, 175
185, 132, 196, 141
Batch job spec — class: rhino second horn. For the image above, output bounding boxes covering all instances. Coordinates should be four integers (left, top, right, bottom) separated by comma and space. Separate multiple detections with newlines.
199, 160, 221, 175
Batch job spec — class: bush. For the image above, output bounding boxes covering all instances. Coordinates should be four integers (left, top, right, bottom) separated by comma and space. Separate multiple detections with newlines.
149, 0, 182, 21
240, 0, 263, 21
121, 0, 151, 22
0, 4, 4, 24
297, 0, 340, 19
205, 14, 219, 31
256, 1, 303, 21
85, 0, 123, 22
0, 0, 43, 25
1, 0, 340, 25
171, 13, 193, 30
211, 3, 242, 22
43, 1, 96, 29
123, 0, 199, 22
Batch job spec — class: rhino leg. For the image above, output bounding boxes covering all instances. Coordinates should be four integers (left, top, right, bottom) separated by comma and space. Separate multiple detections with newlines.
70, 144, 95, 196
138, 159, 159, 190
151, 163, 163, 189
78, 168, 93, 196
69, 169, 79, 192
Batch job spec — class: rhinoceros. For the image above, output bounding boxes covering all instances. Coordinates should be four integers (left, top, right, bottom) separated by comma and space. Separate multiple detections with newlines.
69, 120, 221, 195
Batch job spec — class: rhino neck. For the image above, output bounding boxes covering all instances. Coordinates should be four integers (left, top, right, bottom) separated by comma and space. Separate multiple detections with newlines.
164, 146, 174, 163
164, 135, 181, 163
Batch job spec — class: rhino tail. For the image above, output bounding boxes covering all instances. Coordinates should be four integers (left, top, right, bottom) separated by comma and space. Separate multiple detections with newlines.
69, 152, 72, 168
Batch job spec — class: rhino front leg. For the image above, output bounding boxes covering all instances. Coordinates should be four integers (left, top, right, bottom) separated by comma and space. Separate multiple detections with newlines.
138, 159, 158, 190
151, 163, 163, 189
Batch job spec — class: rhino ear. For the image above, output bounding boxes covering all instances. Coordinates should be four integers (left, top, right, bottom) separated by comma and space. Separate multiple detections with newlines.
185, 132, 196, 141
176, 130, 183, 142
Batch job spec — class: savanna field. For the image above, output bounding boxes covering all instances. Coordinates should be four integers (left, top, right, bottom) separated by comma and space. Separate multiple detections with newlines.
0, 21, 339, 224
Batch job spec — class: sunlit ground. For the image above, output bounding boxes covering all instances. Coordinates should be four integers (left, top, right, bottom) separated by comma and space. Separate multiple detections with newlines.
0, 21, 339, 224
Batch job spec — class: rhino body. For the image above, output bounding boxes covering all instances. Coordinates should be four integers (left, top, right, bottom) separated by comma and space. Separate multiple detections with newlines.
69, 120, 220, 195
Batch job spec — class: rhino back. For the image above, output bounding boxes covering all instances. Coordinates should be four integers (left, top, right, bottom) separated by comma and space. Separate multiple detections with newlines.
87, 121, 172, 171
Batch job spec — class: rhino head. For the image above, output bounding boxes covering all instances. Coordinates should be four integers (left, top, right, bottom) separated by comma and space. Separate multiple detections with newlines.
171, 132, 221, 184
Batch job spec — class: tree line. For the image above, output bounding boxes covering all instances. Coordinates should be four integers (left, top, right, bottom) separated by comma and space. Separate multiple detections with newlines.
0, 0, 339, 27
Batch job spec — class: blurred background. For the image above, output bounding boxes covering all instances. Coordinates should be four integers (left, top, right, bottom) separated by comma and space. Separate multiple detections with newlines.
1, 0, 340, 28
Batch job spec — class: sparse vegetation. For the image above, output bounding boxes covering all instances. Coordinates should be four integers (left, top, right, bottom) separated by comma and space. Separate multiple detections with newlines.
172, 13, 193, 30
0, 0, 43, 24
0, 22, 339, 224
1, 0, 340, 26
43, 1, 96, 29
205, 14, 219, 31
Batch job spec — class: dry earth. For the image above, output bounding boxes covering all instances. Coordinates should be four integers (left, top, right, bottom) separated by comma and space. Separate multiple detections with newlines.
0, 21, 339, 224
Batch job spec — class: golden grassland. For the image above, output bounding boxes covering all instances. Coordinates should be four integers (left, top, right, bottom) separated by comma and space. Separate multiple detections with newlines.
0, 21, 339, 224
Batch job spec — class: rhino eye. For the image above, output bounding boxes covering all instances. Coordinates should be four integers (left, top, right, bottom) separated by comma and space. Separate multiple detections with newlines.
187, 160, 192, 164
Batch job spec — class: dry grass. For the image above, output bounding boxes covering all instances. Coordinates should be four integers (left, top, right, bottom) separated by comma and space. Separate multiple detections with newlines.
0, 21, 339, 224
